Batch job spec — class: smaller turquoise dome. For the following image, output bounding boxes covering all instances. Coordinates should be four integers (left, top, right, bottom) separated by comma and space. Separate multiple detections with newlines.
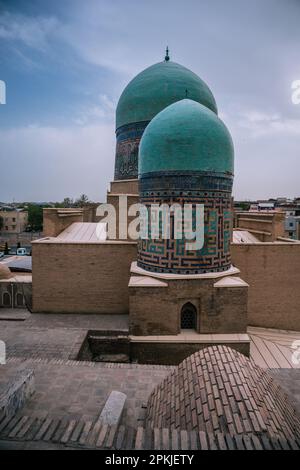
139, 99, 234, 176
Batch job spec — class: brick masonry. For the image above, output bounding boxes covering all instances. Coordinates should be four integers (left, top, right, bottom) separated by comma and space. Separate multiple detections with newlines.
231, 243, 300, 330
32, 242, 136, 314
129, 276, 248, 336
0, 366, 35, 421
146, 345, 300, 439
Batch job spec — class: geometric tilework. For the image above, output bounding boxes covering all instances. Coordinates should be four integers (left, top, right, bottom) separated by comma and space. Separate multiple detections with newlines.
114, 121, 149, 180
137, 172, 233, 274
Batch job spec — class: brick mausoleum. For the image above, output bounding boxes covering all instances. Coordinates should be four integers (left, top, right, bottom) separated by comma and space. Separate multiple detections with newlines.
1, 50, 300, 450
3, 50, 300, 363
28, 50, 250, 362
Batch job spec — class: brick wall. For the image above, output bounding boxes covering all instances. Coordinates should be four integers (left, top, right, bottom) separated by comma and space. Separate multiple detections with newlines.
231, 243, 300, 330
110, 179, 138, 195
32, 242, 136, 314
129, 277, 248, 335
43, 207, 97, 237
234, 211, 285, 241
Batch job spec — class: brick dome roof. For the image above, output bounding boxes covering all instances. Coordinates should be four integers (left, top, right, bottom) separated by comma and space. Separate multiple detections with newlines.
146, 346, 300, 441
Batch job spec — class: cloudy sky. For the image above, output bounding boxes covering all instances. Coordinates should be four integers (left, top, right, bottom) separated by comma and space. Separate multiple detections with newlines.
0, 0, 300, 202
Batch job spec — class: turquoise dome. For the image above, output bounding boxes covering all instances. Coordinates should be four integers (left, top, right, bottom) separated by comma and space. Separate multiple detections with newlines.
139, 99, 234, 176
116, 61, 217, 129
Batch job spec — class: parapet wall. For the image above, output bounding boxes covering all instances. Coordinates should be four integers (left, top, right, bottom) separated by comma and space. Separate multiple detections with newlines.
231, 242, 300, 330
43, 207, 97, 237
234, 211, 285, 241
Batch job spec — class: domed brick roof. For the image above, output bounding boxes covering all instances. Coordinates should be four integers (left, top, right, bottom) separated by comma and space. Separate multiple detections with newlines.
146, 345, 300, 441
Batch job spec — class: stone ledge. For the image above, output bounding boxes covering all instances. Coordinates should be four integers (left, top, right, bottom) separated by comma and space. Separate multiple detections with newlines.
32, 239, 137, 245
129, 333, 251, 344
98, 391, 126, 426
0, 367, 35, 420
128, 276, 168, 288
214, 276, 249, 288
112, 178, 138, 183
107, 193, 138, 197
131, 261, 240, 280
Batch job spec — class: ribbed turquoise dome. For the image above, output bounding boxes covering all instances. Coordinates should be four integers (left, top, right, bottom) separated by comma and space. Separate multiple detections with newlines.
139, 99, 234, 176
116, 61, 217, 129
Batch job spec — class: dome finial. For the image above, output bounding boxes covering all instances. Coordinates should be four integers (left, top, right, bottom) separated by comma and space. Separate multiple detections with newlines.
165, 46, 170, 62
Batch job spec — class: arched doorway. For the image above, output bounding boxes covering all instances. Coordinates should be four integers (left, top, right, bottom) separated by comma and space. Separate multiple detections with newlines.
180, 302, 197, 330
2, 292, 11, 307
16, 293, 24, 308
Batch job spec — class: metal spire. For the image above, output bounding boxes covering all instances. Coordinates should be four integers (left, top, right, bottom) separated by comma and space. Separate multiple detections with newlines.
165, 46, 170, 62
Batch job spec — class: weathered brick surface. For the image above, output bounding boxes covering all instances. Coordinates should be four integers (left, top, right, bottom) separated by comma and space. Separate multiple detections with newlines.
32, 242, 136, 314
4, 357, 171, 426
129, 276, 248, 335
130, 341, 250, 365
109, 179, 138, 195
105, 194, 139, 240
1, 421, 299, 450
0, 366, 35, 420
146, 346, 300, 440
234, 212, 285, 242
43, 207, 96, 237
231, 243, 300, 330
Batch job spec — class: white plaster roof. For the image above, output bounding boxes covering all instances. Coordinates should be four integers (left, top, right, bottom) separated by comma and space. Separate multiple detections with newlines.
232, 230, 261, 244
128, 275, 168, 288
56, 222, 106, 242
214, 276, 249, 288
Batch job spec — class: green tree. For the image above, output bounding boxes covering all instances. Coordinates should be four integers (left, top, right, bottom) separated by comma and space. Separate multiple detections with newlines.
75, 194, 90, 207
27, 204, 43, 231
239, 202, 251, 211
62, 197, 74, 208
53, 198, 74, 208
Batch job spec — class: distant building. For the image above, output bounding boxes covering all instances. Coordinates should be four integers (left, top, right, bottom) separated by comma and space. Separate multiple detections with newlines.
276, 197, 289, 204
0, 208, 28, 234
285, 215, 300, 239
249, 202, 275, 211
274, 205, 300, 240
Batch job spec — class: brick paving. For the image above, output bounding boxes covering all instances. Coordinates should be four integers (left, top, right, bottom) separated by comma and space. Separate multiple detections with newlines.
0, 312, 169, 434
0, 312, 128, 359
1, 417, 299, 450
4, 357, 172, 426
1, 312, 300, 450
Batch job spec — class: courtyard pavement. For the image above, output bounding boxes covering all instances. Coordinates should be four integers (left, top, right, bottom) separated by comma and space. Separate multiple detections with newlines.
5, 358, 171, 426
0, 311, 128, 359
1, 310, 300, 441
